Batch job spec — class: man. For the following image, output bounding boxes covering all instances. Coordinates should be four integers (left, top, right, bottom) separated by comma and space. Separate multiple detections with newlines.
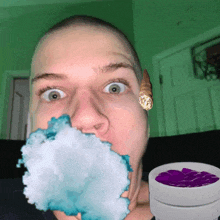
28, 15, 154, 220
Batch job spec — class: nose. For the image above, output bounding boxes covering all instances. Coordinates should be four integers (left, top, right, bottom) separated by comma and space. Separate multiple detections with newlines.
69, 91, 109, 137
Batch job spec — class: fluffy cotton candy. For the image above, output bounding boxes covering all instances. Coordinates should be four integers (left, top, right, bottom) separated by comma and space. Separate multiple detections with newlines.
17, 114, 133, 220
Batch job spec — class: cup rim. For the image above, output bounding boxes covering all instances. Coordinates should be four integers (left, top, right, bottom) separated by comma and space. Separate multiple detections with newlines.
149, 162, 220, 206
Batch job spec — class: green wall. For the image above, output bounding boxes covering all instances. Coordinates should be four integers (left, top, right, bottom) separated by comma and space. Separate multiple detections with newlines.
1, 0, 220, 139
132, 0, 220, 137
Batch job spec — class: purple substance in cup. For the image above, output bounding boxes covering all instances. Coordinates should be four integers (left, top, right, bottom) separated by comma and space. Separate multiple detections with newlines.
155, 168, 219, 187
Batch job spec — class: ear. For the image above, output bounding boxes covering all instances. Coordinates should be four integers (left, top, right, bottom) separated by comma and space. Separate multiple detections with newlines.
140, 69, 153, 99
139, 69, 153, 111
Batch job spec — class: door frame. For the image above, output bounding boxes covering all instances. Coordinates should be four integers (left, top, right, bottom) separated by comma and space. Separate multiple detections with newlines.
0, 70, 30, 139
152, 25, 220, 137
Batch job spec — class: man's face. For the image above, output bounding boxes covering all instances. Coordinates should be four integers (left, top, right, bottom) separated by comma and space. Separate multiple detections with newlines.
30, 26, 148, 164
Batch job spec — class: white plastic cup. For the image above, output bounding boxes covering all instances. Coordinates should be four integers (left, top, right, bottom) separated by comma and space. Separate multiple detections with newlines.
148, 162, 220, 220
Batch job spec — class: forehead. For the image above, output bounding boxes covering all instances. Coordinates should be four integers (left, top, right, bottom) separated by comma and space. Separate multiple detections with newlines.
30, 26, 136, 87
34, 26, 131, 60
31, 26, 134, 80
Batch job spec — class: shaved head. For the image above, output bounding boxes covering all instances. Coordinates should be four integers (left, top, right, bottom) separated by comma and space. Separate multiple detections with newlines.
31, 15, 142, 85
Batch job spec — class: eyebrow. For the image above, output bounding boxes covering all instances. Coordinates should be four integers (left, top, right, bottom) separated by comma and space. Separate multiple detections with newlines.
31, 62, 135, 85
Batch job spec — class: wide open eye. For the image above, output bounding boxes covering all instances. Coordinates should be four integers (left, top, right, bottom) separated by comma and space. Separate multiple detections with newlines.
104, 82, 127, 94
40, 88, 66, 102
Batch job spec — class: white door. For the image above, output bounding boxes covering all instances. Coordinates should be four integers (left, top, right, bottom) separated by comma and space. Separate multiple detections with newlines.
159, 48, 220, 136
7, 78, 29, 140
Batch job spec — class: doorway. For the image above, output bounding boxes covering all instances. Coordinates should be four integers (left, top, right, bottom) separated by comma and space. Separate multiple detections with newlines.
7, 78, 30, 140
153, 26, 220, 136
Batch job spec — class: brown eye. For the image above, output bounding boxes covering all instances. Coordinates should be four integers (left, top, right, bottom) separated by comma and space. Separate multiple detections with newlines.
105, 83, 126, 94
42, 89, 66, 101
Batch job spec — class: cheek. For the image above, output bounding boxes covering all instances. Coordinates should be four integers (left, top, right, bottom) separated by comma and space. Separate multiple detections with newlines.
33, 114, 49, 131
111, 106, 148, 156
32, 105, 62, 131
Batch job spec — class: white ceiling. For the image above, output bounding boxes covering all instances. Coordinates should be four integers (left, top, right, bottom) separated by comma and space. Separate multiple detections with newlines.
0, 0, 101, 7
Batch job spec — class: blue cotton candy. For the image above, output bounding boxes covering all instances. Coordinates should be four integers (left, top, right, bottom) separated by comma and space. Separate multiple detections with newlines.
17, 114, 132, 220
